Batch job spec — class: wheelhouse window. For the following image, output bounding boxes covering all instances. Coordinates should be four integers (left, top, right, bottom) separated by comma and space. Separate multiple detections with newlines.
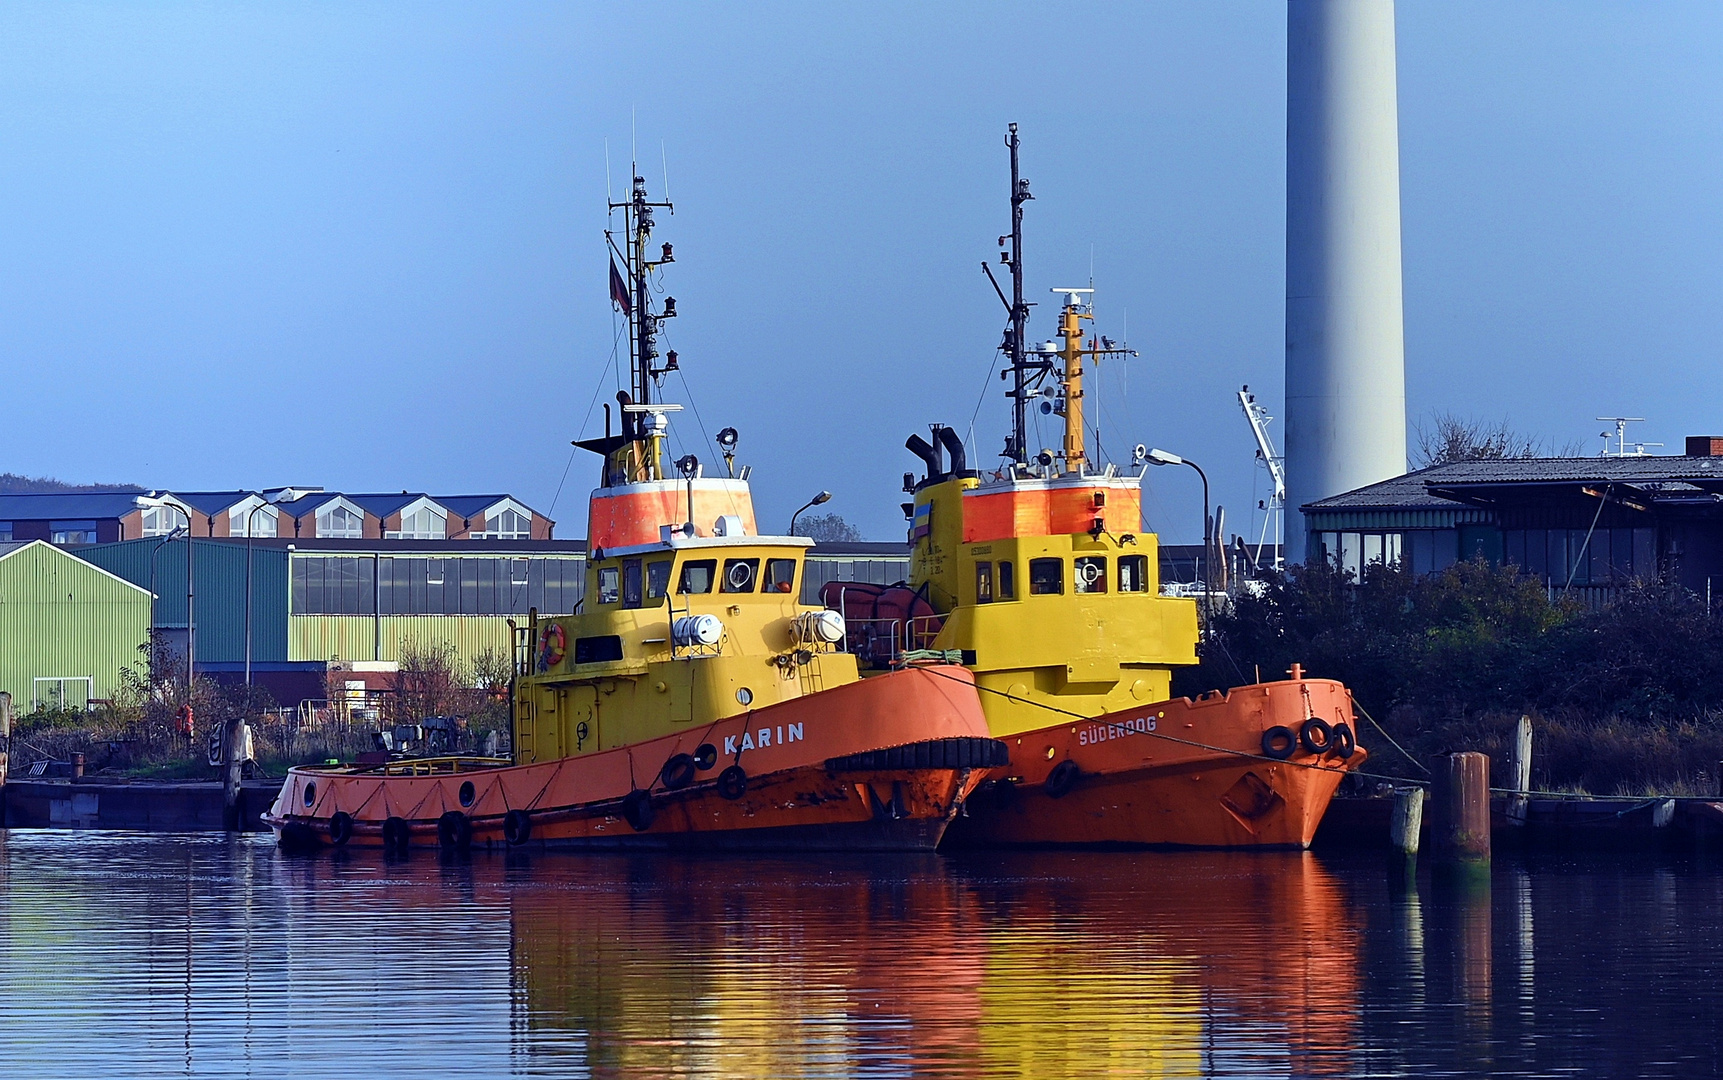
975, 561, 993, 604
678, 559, 716, 594
622, 558, 644, 608
998, 561, 1015, 600
647, 560, 672, 599
763, 558, 796, 594
1074, 556, 1107, 594
1029, 558, 1063, 595
597, 566, 620, 605
317, 505, 364, 539
721, 558, 759, 593
1118, 554, 1149, 593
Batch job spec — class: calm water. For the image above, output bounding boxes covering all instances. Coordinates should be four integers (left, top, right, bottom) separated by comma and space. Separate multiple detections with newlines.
0, 833, 1718, 1079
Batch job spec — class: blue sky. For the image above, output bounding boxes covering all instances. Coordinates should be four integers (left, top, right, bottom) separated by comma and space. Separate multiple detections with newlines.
1, 2, 1718, 543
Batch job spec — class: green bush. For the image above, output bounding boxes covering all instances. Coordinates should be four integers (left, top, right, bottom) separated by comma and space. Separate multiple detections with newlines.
1179, 559, 1723, 792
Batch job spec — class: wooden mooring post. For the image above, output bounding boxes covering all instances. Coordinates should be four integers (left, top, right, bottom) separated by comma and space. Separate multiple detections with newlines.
1508, 715, 1532, 826
1432, 751, 1491, 865
222, 715, 246, 832
1390, 786, 1425, 855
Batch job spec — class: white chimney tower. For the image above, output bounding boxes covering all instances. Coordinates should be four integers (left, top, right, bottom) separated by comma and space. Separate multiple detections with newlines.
1284, 0, 1408, 563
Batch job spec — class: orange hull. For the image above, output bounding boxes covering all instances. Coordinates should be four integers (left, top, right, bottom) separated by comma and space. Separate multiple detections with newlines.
264, 664, 1003, 852
945, 677, 1366, 849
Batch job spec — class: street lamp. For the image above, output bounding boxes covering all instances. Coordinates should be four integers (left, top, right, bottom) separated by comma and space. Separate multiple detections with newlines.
1146, 449, 1212, 633
243, 499, 280, 690
147, 526, 188, 680
789, 491, 832, 537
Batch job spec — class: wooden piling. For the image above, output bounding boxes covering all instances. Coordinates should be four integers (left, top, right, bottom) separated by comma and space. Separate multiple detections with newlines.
1390, 786, 1425, 855
1507, 715, 1532, 825
222, 716, 246, 831
1432, 751, 1491, 864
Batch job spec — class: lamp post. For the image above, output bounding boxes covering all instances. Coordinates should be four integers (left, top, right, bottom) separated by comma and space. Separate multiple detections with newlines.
243, 500, 279, 690
1147, 449, 1211, 634
147, 526, 188, 680
789, 491, 833, 537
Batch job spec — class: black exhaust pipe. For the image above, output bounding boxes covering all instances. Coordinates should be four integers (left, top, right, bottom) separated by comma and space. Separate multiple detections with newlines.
935, 425, 968, 475
905, 434, 942, 477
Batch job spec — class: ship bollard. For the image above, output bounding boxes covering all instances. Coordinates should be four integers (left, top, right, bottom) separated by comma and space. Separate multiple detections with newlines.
1431, 751, 1491, 868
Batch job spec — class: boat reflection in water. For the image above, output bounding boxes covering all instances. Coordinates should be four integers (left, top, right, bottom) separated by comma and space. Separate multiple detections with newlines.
500, 850, 1359, 1077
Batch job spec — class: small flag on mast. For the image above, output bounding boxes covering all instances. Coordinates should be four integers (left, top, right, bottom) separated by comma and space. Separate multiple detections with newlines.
609, 259, 632, 315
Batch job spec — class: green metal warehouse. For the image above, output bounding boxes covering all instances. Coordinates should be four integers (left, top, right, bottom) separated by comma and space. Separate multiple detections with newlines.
0, 540, 151, 710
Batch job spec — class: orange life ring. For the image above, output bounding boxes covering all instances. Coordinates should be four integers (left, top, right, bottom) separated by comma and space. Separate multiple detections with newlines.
538, 623, 567, 671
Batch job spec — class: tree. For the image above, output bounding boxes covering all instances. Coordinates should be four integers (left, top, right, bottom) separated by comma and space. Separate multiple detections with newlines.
792, 513, 863, 543
1413, 413, 1548, 468
394, 639, 470, 721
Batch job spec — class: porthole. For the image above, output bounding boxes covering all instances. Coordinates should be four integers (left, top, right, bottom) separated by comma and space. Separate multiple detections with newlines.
459, 780, 475, 808
303, 781, 317, 808
736, 687, 754, 706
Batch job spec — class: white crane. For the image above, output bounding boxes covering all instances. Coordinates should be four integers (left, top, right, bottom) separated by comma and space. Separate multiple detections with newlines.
1239, 385, 1286, 571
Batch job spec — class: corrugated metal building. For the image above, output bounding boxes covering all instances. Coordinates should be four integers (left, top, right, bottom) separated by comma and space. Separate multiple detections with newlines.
0, 541, 150, 708
69, 536, 918, 703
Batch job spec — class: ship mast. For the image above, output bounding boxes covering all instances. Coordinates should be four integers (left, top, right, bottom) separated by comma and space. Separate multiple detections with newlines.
605, 171, 678, 479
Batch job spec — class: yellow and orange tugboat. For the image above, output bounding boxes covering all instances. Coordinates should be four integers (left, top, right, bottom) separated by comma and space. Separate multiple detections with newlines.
264, 175, 1003, 852
826, 126, 1364, 848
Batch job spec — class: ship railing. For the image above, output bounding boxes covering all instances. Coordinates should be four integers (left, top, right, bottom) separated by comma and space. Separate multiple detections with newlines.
839, 615, 946, 669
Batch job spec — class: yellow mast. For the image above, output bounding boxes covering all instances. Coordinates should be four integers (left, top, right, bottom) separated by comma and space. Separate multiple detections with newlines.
1050, 289, 1093, 474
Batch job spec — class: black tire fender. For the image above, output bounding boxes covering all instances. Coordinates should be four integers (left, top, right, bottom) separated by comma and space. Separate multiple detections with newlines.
660, 753, 697, 791
328, 811, 353, 847
1044, 759, 1081, 799
717, 765, 747, 801
1329, 721, 1357, 760
503, 809, 532, 846
621, 789, 656, 831
437, 811, 472, 850
1261, 726, 1297, 760
1299, 718, 1334, 756
382, 816, 410, 852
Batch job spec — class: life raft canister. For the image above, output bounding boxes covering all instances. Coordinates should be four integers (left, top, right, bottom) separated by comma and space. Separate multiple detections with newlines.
538, 622, 567, 672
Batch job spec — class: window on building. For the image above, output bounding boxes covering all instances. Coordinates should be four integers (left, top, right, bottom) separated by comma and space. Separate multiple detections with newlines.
1119, 555, 1148, 593
511, 558, 530, 586
721, 558, 759, 593
597, 566, 620, 604
622, 559, 644, 608
763, 558, 796, 594
998, 560, 1015, 600
1074, 556, 1107, 594
975, 561, 993, 604
0, 522, 11, 542
679, 559, 716, 594
647, 560, 672, 599
481, 507, 532, 540
1029, 558, 1063, 595
51, 520, 100, 545
140, 506, 185, 537
230, 505, 277, 537
1316, 531, 1404, 578
291, 555, 377, 615
316, 505, 364, 539
388, 505, 446, 540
